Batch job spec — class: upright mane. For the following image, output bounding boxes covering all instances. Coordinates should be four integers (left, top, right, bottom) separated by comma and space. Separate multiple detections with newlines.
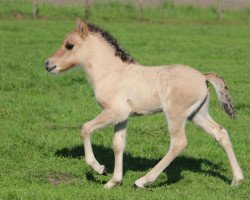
87, 23, 135, 64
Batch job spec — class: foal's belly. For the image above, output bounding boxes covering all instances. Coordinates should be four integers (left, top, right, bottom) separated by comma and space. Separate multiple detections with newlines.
127, 93, 162, 116
130, 106, 162, 116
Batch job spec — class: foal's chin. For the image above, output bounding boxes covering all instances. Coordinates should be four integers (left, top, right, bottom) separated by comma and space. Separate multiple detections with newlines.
49, 70, 59, 74
51, 65, 79, 74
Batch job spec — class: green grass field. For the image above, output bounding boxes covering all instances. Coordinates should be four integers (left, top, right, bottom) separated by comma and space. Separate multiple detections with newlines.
0, 2, 250, 200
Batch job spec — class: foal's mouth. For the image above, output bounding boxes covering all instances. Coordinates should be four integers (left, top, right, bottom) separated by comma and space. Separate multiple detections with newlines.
45, 65, 57, 73
44, 59, 58, 74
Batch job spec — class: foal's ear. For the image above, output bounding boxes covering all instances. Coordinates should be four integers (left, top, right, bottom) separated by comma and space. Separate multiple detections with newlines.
76, 18, 88, 37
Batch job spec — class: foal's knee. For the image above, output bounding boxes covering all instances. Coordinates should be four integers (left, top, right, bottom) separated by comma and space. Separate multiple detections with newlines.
80, 124, 90, 139
171, 137, 188, 154
113, 134, 126, 153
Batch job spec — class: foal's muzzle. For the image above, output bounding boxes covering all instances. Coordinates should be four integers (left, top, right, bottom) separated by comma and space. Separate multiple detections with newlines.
44, 59, 57, 73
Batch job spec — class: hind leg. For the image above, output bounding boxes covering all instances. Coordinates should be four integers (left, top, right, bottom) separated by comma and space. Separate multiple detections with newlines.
134, 115, 187, 188
193, 112, 244, 185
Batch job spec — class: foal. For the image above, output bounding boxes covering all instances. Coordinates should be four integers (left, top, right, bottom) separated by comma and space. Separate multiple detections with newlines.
45, 19, 244, 188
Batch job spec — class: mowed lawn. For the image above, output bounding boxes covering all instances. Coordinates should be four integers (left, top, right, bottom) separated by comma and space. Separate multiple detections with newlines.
0, 19, 250, 199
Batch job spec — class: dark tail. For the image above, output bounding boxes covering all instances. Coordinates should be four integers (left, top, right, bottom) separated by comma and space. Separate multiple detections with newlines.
204, 72, 236, 118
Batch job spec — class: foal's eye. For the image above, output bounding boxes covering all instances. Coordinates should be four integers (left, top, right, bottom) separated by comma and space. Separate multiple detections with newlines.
65, 43, 74, 50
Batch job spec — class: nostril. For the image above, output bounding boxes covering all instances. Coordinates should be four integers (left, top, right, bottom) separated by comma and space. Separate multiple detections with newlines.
45, 60, 49, 67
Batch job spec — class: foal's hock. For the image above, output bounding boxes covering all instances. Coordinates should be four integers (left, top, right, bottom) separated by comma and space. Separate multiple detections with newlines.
45, 19, 244, 188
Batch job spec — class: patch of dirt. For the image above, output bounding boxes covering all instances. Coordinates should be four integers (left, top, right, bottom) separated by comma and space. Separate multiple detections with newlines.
12, 11, 25, 19
48, 172, 76, 186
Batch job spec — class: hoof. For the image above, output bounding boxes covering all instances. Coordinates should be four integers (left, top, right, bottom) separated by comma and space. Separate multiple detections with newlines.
231, 178, 244, 186
104, 181, 122, 189
104, 182, 112, 189
133, 182, 144, 189
101, 166, 108, 176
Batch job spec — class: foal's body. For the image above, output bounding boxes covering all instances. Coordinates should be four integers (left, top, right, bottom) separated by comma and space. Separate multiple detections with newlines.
96, 64, 207, 117
45, 19, 244, 188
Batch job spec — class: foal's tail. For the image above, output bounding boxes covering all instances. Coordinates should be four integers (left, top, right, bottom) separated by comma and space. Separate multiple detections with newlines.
204, 72, 236, 118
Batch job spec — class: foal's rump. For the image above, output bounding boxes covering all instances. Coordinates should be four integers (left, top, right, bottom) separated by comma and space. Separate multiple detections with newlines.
158, 65, 209, 118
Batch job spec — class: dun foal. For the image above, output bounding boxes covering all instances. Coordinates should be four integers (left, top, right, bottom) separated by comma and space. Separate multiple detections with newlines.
45, 19, 244, 188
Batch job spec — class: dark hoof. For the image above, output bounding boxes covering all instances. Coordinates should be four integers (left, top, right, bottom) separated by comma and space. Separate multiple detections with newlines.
133, 183, 140, 189
102, 167, 108, 176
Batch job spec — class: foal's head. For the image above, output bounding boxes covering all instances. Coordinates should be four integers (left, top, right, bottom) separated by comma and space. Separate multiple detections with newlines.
45, 19, 135, 74
45, 19, 89, 74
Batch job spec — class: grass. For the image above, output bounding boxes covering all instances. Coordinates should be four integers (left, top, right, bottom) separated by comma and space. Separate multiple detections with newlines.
0, 2, 250, 200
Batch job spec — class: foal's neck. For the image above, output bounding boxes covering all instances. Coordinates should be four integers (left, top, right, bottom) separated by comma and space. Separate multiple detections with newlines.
81, 34, 128, 87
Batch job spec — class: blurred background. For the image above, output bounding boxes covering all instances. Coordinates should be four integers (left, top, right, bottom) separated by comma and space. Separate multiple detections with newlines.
1, 0, 250, 21
35, 0, 250, 10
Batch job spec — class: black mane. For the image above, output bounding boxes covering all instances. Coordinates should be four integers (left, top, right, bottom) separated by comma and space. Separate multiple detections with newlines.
87, 23, 135, 64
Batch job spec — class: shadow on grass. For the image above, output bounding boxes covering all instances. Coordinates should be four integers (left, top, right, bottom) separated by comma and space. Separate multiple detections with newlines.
55, 144, 230, 185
